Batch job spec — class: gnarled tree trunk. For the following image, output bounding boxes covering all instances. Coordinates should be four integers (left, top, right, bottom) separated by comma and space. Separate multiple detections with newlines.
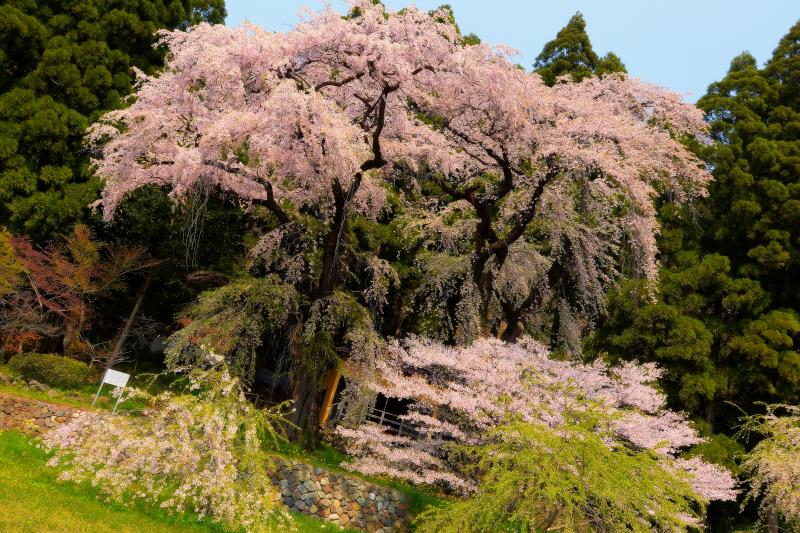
765, 505, 779, 533
289, 366, 322, 447
288, 175, 362, 446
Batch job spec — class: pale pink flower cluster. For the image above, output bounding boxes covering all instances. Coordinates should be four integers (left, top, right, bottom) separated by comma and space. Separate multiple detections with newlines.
337, 424, 471, 491
43, 368, 290, 533
675, 457, 740, 502
740, 405, 800, 525
338, 336, 737, 501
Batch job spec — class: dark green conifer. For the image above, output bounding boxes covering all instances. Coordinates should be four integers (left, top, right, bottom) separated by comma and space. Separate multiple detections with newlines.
0, 1, 225, 241
534, 12, 626, 85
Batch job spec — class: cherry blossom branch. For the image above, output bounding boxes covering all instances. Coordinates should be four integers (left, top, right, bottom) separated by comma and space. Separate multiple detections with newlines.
442, 123, 507, 168
315, 73, 363, 91
360, 85, 398, 171
489, 156, 562, 255
200, 160, 289, 224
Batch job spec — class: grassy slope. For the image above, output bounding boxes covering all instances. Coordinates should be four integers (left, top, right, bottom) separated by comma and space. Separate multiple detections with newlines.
0, 430, 354, 533
0, 430, 226, 533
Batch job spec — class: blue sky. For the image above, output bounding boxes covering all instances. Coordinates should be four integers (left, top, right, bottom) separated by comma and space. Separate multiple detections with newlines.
225, 1, 799, 102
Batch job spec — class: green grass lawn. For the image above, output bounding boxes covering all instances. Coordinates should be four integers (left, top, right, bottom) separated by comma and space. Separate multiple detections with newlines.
0, 430, 355, 533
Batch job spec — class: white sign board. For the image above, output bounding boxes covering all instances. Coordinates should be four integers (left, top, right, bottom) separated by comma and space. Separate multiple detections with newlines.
92, 369, 131, 413
102, 369, 130, 388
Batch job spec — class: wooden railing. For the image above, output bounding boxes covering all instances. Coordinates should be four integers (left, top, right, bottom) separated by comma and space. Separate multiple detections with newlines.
330, 396, 421, 439
364, 404, 421, 438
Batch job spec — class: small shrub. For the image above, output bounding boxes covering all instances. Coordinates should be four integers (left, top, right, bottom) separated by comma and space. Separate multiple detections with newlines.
8, 353, 92, 389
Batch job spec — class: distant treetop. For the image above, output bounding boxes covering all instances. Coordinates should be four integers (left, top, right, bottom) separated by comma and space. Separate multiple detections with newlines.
534, 12, 627, 86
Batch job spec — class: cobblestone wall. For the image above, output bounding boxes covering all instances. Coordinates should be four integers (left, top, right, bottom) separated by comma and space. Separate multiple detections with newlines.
0, 393, 81, 434
269, 456, 408, 532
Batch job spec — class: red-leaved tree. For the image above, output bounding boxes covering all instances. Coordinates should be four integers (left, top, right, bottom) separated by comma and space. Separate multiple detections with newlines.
0, 225, 152, 361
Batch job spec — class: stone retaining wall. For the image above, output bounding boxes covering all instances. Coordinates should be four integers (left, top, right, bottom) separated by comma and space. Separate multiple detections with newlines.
0, 393, 81, 435
268, 456, 408, 532
0, 392, 409, 532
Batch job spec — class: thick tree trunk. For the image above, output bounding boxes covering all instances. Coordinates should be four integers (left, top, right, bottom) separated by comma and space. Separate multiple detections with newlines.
289, 176, 362, 445
289, 367, 322, 446
472, 246, 508, 329
317, 175, 360, 299
107, 273, 152, 370
500, 319, 525, 343
288, 174, 366, 446
500, 262, 564, 343
472, 255, 493, 330
765, 505, 779, 533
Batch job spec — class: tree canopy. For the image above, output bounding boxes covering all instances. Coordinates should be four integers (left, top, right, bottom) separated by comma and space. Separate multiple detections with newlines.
87, 2, 710, 440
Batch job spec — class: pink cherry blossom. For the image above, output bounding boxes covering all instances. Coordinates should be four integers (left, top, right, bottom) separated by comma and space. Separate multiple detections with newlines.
337, 335, 737, 502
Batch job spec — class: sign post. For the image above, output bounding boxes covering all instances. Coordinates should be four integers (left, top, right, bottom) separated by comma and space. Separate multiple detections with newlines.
92, 369, 131, 413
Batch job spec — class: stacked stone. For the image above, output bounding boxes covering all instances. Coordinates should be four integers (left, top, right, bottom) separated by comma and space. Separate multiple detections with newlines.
0, 393, 80, 435
269, 457, 408, 532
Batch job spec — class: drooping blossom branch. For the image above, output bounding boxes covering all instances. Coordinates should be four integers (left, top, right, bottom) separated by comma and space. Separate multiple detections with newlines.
739, 404, 800, 527
43, 356, 292, 533
337, 336, 737, 503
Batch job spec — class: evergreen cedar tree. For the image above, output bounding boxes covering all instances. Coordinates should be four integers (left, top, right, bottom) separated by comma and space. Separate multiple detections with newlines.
534, 12, 627, 86
0, 0, 226, 242
592, 19, 800, 448
90, 1, 710, 440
